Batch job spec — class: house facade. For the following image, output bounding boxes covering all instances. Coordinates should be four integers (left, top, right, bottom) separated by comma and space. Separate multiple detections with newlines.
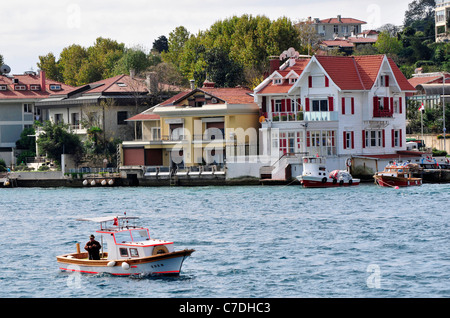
299, 15, 367, 40
0, 70, 72, 166
435, 0, 450, 42
120, 82, 260, 179
35, 74, 156, 143
254, 53, 416, 179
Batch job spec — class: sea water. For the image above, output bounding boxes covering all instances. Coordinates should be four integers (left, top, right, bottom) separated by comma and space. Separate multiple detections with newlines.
0, 184, 449, 298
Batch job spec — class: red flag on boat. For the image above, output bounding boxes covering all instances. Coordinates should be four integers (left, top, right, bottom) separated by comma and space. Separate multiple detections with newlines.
113, 217, 118, 226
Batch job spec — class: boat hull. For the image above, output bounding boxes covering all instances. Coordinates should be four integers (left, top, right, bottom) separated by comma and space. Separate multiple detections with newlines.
297, 176, 360, 188
56, 249, 194, 276
374, 175, 422, 187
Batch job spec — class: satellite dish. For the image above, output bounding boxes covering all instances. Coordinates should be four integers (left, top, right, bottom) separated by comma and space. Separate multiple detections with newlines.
1, 65, 11, 75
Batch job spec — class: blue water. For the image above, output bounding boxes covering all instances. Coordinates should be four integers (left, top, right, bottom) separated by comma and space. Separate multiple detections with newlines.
0, 184, 449, 298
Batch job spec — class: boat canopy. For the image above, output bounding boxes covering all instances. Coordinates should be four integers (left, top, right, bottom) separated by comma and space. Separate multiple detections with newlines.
77, 216, 139, 223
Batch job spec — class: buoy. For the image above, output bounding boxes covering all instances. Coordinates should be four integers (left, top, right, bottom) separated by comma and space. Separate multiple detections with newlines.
4, 180, 10, 186
101, 179, 107, 186
395, 186, 399, 189
121, 262, 130, 270
83, 180, 88, 186
90, 180, 96, 186
107, 261, 116, 267
108, 179, 114, 185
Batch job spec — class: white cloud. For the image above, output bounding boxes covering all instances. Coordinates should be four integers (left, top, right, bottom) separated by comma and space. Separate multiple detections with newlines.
0, 0, 412, 75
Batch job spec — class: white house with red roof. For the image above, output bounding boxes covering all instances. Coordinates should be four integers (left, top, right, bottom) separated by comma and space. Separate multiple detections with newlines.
0, 70, 72, 166
254, 52, 417, 180
298, 15, 367, 40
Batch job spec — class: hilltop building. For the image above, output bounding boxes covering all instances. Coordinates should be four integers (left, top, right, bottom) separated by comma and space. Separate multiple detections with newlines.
435, 0, 450, 42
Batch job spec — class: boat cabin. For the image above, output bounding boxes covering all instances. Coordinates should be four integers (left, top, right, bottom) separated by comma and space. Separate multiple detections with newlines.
78, 216, 174, 260
302, 156, 328, 177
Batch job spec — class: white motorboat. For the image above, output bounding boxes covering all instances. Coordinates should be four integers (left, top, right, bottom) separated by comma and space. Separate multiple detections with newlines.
296, 156, 360, 188
56, 214, 194, 276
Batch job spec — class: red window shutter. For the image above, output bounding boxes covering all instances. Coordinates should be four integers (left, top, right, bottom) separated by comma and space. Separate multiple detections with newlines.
373, 97, 378, 116
286, 99, 291, 112
399, 97, 402, 114
391, 129, 395, 147
351, 131, 355, 149
362, 130, 366, 148
351, 97, 355, 114
308, 76, 312, 88
297, 98, 301, 111
382, 129, 385, 148
328, 97, 334, 111
305, 98, 310, 111
343, 131, 347, 149
390, 97, 394, 112
384, 97, 389, 111
306, 131, 310, 147
399, 129, 403, 147
262, 96, 267, 113
325, 76, 329, 87
271, 100, 275, 112
342, 97, 346, 115
385, 75, 389, 87
281, 99, 286, 112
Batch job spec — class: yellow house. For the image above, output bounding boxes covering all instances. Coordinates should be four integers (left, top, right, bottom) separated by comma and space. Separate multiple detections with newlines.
121, 82, 260, 174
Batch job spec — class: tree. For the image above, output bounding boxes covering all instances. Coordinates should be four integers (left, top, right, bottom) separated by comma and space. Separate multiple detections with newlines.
36, 121, 84, 165
162, 26, 190, 69
113, 45, 151, 75
37, 53, 62, 82
404, 0, 436, 29
152, 35, 169, 53
204, 47, 243, 87
374, 31, 403, 56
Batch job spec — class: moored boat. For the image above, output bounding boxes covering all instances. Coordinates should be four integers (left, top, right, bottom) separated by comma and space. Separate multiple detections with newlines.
373, 162, 422, 187
296, 156, 360, 188
56, 214, 194, 276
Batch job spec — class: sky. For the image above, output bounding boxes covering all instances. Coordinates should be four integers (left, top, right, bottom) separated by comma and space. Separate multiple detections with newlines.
0, 0, 413, 75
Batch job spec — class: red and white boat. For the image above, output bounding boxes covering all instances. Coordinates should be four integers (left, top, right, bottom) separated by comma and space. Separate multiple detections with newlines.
296, 156, 360, 188
373, 163, 422, 187
56, 215, 194, 276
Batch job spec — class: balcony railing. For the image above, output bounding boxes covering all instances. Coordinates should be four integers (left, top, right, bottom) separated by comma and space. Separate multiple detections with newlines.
272, 112, 303, 122
304, 111, 338, 121
373, 109, 393, 118
161, 135, 186, 141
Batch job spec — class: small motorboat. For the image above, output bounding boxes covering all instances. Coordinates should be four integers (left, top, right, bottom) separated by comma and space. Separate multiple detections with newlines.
296, 156, 360, 188
373, 162, 422, 187
56, 214, 194, 276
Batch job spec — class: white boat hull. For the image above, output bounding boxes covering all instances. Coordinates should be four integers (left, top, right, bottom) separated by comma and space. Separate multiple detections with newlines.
57, 250, 194, 276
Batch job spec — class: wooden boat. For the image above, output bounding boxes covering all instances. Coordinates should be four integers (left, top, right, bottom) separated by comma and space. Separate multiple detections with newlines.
56, 215, 194, 276
373, 163, 422, 187
296, 156, 360, 188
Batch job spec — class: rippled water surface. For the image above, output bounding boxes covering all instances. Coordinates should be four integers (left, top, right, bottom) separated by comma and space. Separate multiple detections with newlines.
0, 184, 449, 298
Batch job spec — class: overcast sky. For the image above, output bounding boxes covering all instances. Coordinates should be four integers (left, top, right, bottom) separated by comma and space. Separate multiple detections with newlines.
1, 0, 412, 75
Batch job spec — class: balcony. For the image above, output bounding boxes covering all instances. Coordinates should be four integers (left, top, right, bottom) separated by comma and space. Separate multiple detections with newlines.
373, 109, 393, 118
272, 112, 303, 122
304, 111, 338, 121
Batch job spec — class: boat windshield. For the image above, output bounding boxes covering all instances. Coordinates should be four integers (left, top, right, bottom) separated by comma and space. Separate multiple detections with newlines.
114, 229, 150, 243
131, 229, 150, 242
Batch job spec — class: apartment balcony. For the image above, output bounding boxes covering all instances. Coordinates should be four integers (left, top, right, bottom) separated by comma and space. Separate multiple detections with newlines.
373, 109, 393, 118
304, 111, 338, 121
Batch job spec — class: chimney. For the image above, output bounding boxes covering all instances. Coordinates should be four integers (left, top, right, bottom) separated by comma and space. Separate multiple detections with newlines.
337, 15, 342, 22
269, 58, 280, 75
129, 69, 135, 79
40, 70, 46, 91
189, 79, 195, 90
146, 72, 158, 94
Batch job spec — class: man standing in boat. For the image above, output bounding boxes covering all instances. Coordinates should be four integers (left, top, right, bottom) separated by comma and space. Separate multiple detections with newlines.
84, 235, 101, 260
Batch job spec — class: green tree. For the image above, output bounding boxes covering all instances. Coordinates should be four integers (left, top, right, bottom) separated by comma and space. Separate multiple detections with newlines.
162, 26, 191, 69
374, 31, 403, 56
152, 35, 169, 53
37, 53, 62, 82
37, 121, 84, 165
204, 47, 243, 87
113, 46, 151, 75
58, 44, 88, 86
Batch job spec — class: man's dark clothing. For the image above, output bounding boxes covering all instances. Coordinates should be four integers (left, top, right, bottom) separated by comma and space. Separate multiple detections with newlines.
85, 240, 101, 260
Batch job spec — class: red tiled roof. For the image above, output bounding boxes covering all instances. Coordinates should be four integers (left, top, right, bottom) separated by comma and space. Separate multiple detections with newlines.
258, 58, 310, 94
320, 18, 366, 24
0, 73, 73, 100
321, 40, 355, 48
127, 113, 160, 121
83, 74, 148, 94
160, 86, 255, 106
387, 57, 416, 91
